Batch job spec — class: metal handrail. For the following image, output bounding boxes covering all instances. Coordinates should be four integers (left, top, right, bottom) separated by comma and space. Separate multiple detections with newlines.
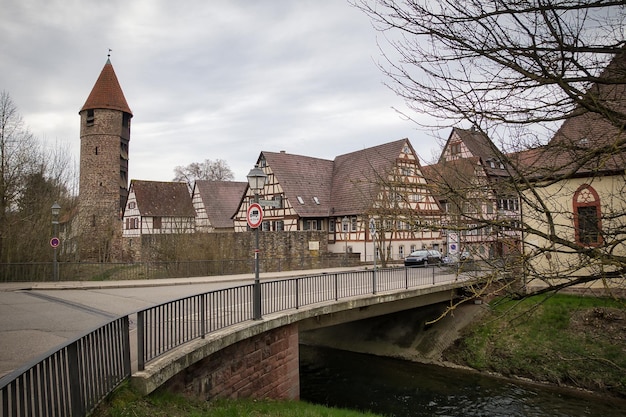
0, 317, 130, 417
1, 265, 463, 416
135, 265, 452, 368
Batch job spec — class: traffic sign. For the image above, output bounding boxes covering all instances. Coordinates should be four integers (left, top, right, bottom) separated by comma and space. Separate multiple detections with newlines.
247, 203, 263, 228
50, 237, 60, 248
369, 218, 377, 237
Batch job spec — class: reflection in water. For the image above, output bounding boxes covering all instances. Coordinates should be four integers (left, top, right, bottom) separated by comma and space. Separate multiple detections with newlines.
300, 345, 626, 417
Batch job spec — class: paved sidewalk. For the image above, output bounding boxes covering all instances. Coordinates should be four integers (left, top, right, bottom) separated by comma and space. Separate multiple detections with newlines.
0, 266, 369, 292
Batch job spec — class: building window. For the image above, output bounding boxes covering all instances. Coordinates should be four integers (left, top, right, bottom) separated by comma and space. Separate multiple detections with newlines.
128, 201, 136, 209
297, 196, 304, 204
262, 221, 270, 231
86, 109, 94, 126
450, 142, 461, 156
329, 219, 335, 232
497, 197, 519, 212
351, 216, 357, 232
573, 184, 602, 246
275, 220, 284, 231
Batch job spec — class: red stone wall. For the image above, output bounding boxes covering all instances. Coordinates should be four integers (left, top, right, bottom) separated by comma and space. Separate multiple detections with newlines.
164, 323, 300, 401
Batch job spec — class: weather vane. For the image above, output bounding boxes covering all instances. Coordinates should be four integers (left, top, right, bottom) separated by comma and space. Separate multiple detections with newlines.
108, 48, 112, 58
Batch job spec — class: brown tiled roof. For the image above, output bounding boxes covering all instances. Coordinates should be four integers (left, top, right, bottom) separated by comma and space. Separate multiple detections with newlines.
516, 51, 626, 179
80, 59, 133, 115
262, 152, 334, 217
193, 180, 247, 228
255, 140, 413, 218
131, 180, 194, 217
330, 139, 409, 215
445, 127, 510, 177
422, 157, 481, 201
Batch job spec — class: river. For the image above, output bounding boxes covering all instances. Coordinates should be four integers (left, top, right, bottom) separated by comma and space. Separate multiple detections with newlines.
299, 345, 626, 417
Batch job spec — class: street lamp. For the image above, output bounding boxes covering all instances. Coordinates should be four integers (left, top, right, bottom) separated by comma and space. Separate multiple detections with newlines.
247, 165, 267, 320
51, 202, 61, 281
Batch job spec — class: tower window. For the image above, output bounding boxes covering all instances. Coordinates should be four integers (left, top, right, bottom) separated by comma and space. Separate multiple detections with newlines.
95, 146, 99, 155
122, 113, 130, 128
87, 109, 95, 126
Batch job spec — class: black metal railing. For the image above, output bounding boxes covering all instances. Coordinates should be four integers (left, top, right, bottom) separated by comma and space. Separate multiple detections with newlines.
1, 265, 469, 417
0, 317, 130, 417
135, 265, 459, 368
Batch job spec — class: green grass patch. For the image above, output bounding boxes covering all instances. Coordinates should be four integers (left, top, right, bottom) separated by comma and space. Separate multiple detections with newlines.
92, 384, 383, 417
444, 294, 626, 397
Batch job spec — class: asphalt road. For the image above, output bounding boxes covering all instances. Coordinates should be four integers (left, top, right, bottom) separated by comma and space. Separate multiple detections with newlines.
0, 265, 462, 379
0, 276, 256, 379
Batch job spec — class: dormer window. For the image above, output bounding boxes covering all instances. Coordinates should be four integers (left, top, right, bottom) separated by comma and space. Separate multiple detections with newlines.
297, 196, 304, 204
313, 196, 320, 205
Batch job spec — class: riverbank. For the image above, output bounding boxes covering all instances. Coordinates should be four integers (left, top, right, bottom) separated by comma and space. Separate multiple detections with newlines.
442, 293, 626, 398
301, 292, 626, 399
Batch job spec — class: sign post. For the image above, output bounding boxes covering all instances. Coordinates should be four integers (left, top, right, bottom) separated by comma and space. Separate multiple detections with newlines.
369, 218, 377, 294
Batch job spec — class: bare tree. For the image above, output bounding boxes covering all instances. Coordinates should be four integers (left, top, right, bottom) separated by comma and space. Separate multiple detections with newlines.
173, 158, 234, 190
353, 1, 626, 297
0, 91, 75, 264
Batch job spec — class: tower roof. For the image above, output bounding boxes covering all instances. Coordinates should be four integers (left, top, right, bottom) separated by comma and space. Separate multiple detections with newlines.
80, 59, 133, 115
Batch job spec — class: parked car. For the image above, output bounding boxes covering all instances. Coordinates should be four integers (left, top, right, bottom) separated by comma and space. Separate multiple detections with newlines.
404, 249, 443, 267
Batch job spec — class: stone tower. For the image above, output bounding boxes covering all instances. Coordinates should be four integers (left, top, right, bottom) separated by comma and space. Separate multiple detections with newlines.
77, 58, 133, 261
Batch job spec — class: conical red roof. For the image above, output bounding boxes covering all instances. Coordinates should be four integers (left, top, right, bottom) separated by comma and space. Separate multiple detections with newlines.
80, 59, 132, 115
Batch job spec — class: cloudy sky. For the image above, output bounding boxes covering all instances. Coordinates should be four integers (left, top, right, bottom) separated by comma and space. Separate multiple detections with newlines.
1, 0, 444, 183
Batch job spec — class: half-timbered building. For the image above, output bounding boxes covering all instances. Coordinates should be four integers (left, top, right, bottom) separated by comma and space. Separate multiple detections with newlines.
233, 139, 444, 263
122, 180, 196, 238
192, 180, 247, 232
423, 127, 521, 260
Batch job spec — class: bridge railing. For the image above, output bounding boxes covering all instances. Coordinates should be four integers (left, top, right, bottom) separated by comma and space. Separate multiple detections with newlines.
136, 265, 458, 369
1, 265, 466, 417
0, 317, 130, 417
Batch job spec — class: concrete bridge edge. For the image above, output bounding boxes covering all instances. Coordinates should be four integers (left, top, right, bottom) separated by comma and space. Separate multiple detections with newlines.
130, 284, 463, 397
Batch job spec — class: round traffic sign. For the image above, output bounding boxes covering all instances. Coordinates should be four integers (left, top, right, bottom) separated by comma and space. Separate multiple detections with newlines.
247, 203, 263, 228
50, 237, 60, 248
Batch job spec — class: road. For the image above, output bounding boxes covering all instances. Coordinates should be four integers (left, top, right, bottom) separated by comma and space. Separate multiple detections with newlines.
0, 265, 465, 379
0, 276, 256, 379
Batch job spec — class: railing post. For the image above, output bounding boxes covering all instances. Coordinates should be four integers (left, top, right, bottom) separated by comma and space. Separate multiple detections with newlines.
67, 341, 85, 416
405, 267, 409, 289
371, 270, 376, 294
295, 278, 300, 309
200, 294, 206, 338
122, 316, 131, 376
432, 265, 436, 285
334, 273, 338, 301
137, 310, 145, 371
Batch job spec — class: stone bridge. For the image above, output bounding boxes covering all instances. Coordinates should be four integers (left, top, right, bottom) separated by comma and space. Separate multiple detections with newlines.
131, 267, 477, 401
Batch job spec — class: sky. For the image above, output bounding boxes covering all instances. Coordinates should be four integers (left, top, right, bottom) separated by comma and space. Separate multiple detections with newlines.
1, 0, 444, 183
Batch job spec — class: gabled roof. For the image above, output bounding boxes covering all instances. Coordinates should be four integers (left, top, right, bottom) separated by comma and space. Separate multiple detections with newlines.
193, 180, 247, 228
80, 59, 133, 115
261, 152, 334, 217
130, 180, 194, 217
251, 139, 417, 218
516, 50, 626, 180
330, 139, 411, 215
442, 127, 509, 177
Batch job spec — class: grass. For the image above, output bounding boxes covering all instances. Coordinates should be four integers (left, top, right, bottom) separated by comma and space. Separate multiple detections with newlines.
444, 293, 626, 397
92, 384, 383, 417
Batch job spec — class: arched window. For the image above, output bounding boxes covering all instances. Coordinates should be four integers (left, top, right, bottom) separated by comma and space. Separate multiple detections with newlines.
573, 184, 602, 246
